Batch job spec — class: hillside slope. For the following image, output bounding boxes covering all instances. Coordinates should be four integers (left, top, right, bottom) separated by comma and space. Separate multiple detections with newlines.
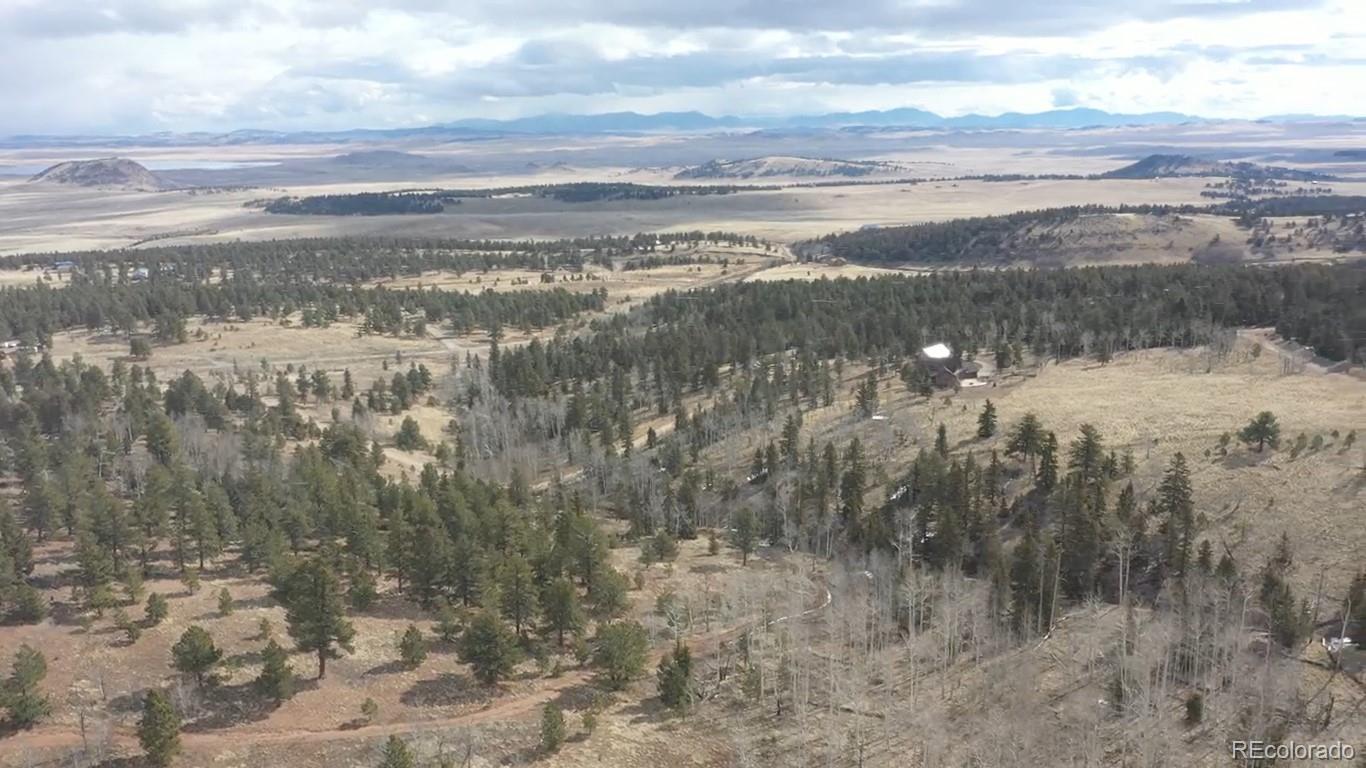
1102, 153, 1334, 181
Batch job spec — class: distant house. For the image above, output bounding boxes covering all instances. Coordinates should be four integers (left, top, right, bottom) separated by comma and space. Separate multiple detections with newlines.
1324, 637, 1364, 674
0, 339, 20, 350
919, 342, 954, 364
931, 368, 958, 389
52, 260, 76, 273
130, 267, 150, 282
958, 361, 982, 380
919, 342, 963, 389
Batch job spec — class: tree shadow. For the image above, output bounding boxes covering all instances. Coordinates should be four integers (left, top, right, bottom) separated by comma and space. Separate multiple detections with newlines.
0, 718, 42, 740
399, 672, 490, 709
107, 688, 151, 716
1219, 451, 1271, 470
352, 592, 431, 622
225, 648, 265, 668
364, 660, 408, 676
338, 717, 372, 731
616, 695, 667, 725
225, 594, 279, 611
91, 756, 148, 768
182, 677, 320, 733
546, 681, 598, 712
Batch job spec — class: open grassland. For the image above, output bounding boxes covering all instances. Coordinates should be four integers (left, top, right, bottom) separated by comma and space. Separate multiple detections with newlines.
371, 252, 778, 301
52, 317, 459, 387
765, 338, 1365, 599
0, 176, 1263, 254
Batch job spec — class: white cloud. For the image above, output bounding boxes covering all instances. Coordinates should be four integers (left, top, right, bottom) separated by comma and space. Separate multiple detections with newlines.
0, 0, 1360, 133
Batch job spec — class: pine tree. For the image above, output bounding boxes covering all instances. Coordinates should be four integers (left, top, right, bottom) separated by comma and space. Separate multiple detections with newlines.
1159, 452, 1195, 575
135, 465, 172, 568
541, 702, 566, 753
595, 621, 649, 690
780, 413, 802, 466
146, 592, 169, 625
283, 558, 356, 679
75, 527, 115, 597
435, 606, 461, 643
935, 423, 949, 457
145, 412, 179, 465
3, 644, 50, 727
543, 577, 584, 646
9, 584, 46, 624
855, 372, 879, 418
1009, 524, 1042, 636
349, 569, 378, 611
256, 639, 295, 703
190, 493, 223, 570
588, 567, 630, 619
406, 519, 450, 609
1239, 411, 1281, 452
399, 624, 427, 669
217, 587, 234, 616
497, 554, 539, 637
459, 610, 520, 685
977, 399, 998, 438
731, 506, 758, 566
138, 689, 181, 768
394, 417, 427, 451
839, 438, 867, 535
1036, 431, 1059, 491
649, 529, 679, 564
656, 641, 693, 715
1006, 413, 1045, 470
171, 625, 222, 687
380, 735, 415, 768
0, 503, 34, 577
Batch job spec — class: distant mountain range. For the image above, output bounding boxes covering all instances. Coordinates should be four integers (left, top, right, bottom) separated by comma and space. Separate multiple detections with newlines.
3, 108, 1361, 148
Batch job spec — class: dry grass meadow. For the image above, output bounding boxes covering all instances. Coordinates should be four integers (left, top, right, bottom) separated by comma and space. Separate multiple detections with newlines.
13, 175, 1358, 255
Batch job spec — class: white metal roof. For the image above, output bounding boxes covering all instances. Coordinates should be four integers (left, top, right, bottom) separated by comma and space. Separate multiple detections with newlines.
921, 342, 952, 359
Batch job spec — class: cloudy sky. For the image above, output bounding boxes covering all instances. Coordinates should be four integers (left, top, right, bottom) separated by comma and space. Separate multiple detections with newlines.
1, 0, 1362, 134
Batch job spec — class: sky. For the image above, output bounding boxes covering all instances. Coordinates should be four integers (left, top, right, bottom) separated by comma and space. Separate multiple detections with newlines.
0, 0, 1363, 134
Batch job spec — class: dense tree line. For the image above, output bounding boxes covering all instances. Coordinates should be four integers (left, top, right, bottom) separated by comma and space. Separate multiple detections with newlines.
264, 193, 451, 215
0, 276, 604, 347
0, 231, 763, 275
805, 197, 1366, 264
261, 183, 776, 215
804, 205, 1192, 264
488, 262, 1365, 408
1227, 195, 1366, 218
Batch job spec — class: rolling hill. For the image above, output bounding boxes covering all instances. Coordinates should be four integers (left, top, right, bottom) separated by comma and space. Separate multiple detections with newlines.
1102, 153, 1335, 181
28, 157, 169, 191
